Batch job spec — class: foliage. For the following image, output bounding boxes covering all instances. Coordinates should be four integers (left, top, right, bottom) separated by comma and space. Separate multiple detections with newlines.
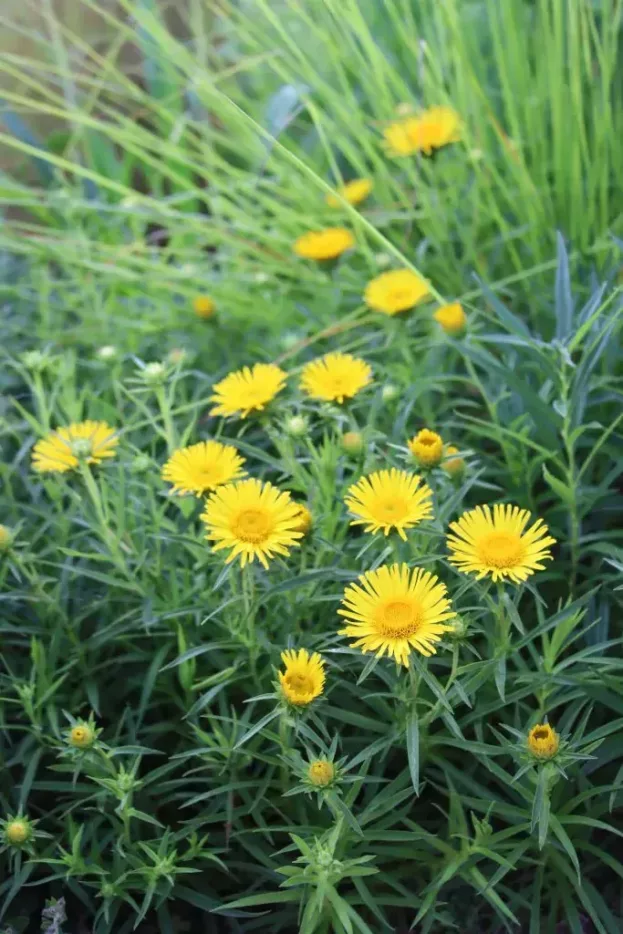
0, 0, 622, 931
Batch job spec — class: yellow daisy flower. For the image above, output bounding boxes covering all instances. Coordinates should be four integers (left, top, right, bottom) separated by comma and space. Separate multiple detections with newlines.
162, 441, 246, 496
32, 421, 118, 474
442, 445, 465, 479
300, 352, 372, 404
293, 227, 355, 260
527, 723, 559, 760
209, 363, 287, 418
293, 503, 313, 535
447, 504, 556, 583
278, 648, 325, 706
338, 563, 456, 666
364, 269, 431, 316
326, 178, 373, 208
408, 429, 444, 468
201, 478, 303, 568
383, 106, 461, 156
193, 295, 216, 319
434, 302, 466, 335
345, 468, 433, 540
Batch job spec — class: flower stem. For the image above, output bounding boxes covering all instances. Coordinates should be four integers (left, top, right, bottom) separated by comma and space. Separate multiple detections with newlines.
155, 385, 177, 453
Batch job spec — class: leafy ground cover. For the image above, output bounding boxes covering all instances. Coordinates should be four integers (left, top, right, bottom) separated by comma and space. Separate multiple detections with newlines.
0, 1, 622, 931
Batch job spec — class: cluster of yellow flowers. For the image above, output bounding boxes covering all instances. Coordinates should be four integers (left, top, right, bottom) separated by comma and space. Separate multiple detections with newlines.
26, 103, 560, 723
192, 106, 467, 334
30, 339, 555, 707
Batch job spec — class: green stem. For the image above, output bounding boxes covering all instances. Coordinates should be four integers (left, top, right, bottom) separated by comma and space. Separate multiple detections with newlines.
78, 462, 129, 576
155, 385, 177, 453
278, 712, 291, 791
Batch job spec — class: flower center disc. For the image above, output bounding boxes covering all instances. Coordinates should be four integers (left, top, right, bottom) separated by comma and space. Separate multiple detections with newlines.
286, 673, 313, 693
377, 498, 407, 522
478, 532, 525, 569
378, 599, 421, 637
533, 728, 549, 741
233, 508, 272, 543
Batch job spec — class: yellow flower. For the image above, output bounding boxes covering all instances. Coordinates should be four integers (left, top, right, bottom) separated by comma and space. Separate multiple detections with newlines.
447, 504, 556, 583
293, 504, 313, 535
193, 295, 216, 319
201, 478, 303, 568
364, 269, 430, 316
442, 445, 465, 479
278, 648, 325, 706
69, 724, 95, 749
434, 302, 466, 335
339, 563, 455, 666
408, 429, 444, 468
383, 106, 461, 156
5, 819, 30, 845
32, 421, 118, 474
0, 525, 13, 551
527, 723, 559, 760
300, 352, 372, 404
345, 468, 433, 540
308, 759, 335, 786
326, 178, 373, 208
293, 227, 355, 260
209, 363, 287, 418
162, 441, 246, 496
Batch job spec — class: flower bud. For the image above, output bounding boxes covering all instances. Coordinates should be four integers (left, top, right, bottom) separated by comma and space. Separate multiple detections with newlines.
527, 723, 559, 760
286, 414, 308, 438
97, 345, 118, 361
308, 759, 334, 787
381, 383, 399, 402
69, 723, 96, 749
342, 431, 364, 455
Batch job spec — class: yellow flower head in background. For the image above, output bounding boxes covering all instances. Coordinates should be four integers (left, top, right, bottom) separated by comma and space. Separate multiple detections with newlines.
300, 352, 372, 404
326, 178, 373, 208
447, 504, 556, 583
384, 106, 461, 156
365, 269, 431, 315
308, 759, 335, 786
209, 363, 287, 418
339, 563, 456, 666
162, 441, 246, 497
442, 445, 465, 479
201, 478, 303, 568
0, 525, 13, 551
69, 723, 96, 749
293, 503, 313, 535
278, 648, 325, 706
32, 421, 118, 474
345, 468, 433, 539
527, 723, 559, 760
193, 295, 216, 319
434, 302, 466, 335
293, 227, 355, 260
408, 429, 444, 468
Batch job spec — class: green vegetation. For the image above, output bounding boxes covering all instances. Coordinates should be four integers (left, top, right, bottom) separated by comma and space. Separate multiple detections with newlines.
0, 0, 621, 931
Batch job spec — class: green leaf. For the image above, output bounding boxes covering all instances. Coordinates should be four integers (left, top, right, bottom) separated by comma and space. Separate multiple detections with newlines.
406, 711, 419, 795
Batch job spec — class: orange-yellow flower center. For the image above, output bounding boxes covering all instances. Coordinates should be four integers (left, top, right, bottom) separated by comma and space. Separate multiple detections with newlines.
232, 508, 273, 543
377, 599, 422, 637
376, 498, 408, 521
477, 532, 525, 569
285, 672, 314, 694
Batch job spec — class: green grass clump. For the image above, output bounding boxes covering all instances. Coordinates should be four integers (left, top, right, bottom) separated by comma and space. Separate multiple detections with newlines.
0, 0, 622, 931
